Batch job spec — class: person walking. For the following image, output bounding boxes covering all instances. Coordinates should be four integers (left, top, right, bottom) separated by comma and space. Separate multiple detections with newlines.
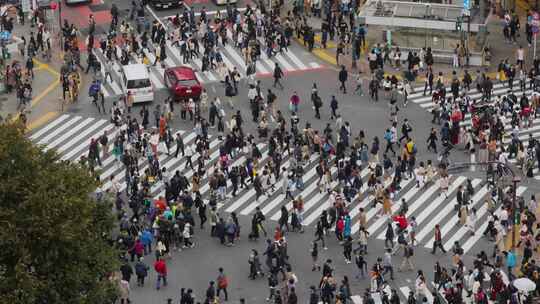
330, 95, 338, 119
154, 257, 168, 290
216, 267, 229, 301
382, 248, 395, 280
338, 65, 348, 93
273, 63, 284, 89
399, 243, 415, 271
135, 257, 149, 287
431, 224, 447, 254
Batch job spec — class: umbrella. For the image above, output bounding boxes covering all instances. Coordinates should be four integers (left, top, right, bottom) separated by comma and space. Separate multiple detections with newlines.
513, 278, 536, 292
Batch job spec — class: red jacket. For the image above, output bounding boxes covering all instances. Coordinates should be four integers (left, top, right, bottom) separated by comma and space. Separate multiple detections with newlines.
154, 260, 167, 275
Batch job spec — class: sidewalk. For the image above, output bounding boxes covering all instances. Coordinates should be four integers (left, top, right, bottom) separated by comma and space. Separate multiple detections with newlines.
295, 4, 534, 83
0, 18, 69, 131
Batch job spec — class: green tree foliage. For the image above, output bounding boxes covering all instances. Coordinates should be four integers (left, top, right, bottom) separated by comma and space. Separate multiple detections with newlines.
0, 123, 119, 304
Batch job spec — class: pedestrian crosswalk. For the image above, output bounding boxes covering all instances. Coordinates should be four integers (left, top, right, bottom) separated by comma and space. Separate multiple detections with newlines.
407, 81, 540, 178
29, 114, 529, 256
93, 31, 323, 98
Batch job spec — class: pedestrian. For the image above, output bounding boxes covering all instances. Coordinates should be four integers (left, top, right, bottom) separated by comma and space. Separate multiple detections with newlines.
119, 279, 130, 304
154, 257, 168, 290
382, 248, 395, 280
216, 267, 229, 301
355, 75, 364, 96
355, 251, 368, 279
338, 65, 348, 93
273, 63, 284, 89
431, 224, 447, 254
205, 281, 216, 303
135, 257, 149, 287
399, 243, 414, 271
330, 95, 338, 119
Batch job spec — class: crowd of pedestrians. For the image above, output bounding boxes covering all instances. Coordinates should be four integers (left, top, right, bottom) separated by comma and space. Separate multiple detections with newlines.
8, 0, 537, 302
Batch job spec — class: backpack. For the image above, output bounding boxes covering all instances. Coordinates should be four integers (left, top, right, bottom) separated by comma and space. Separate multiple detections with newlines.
218, 275, 228, 288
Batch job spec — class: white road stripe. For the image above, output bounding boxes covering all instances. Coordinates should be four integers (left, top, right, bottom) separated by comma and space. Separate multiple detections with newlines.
417, 180, 480, 243
441, 184, 491, 249
283, 49, 308, 69
462, 186, 527, 253
61, 125, 116, 161
37, 116, 82, 145
400, 286, 433, 304
269, 162, 333, 221
43, 117, 95, 151
275, 52, 294, 71
29, 114, 70, 140
57, 119, 110, 155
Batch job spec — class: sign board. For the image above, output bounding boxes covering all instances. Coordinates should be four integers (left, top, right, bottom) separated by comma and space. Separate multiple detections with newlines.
463, 0, 470, 10
21, 0, 31, 13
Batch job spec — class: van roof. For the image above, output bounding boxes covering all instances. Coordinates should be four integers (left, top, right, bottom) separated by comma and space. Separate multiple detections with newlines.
122, 64, 149, 80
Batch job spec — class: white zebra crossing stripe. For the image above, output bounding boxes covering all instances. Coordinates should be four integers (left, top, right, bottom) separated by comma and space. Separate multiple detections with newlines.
400, 286, 433, 304
149, 67, 166, 89
462, 186, 527, 254
225, 149, 271, 213
439, 182, 487, 249
284, 49, 308, 70
368, 173, 436, 234
350, 295, 363, 304
259, 156, 307, 215
303, 167, 371, 226
61, 125, 116, 161
55, 119, 109, 155
270, 162, 335, 221
350, 175, 415, 235
43, 117, 95, 151
369, 176, 438, 236
376, 176, 466, 240
275, 52, 295, 71
29, 114, 70, 140
37, 116, 82, 145
417, 180, 481, 243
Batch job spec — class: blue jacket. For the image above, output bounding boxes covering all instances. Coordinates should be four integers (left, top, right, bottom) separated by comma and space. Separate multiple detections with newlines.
506, 251, 516, 268
141, 230, 153, 246
344, 216, 352, 237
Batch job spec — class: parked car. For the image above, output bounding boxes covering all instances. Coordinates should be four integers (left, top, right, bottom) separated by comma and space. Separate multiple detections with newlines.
149, 0, 183, 9
164, 66, 202, 101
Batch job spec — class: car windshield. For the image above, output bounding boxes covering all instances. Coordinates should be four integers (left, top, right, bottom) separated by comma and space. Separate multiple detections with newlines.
127, 78, 151, 89
177, 79, 198, 86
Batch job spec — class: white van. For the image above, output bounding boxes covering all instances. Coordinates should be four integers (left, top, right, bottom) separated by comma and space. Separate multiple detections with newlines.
121, 64, 154, 103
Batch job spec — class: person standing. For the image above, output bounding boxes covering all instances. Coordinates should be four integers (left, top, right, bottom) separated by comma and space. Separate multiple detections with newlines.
338, 65, 348, 93
154, 257, 168, 290
216, 267, 229, 301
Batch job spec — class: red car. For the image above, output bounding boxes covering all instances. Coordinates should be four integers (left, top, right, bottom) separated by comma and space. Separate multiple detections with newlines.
164, 66, 202, 101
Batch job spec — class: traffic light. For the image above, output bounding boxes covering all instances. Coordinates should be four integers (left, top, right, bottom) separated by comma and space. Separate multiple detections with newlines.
456, 16, 462, 31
